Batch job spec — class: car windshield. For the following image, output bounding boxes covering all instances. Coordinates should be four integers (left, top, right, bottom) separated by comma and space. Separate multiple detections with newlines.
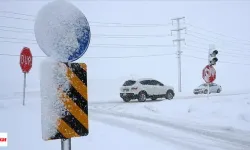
123, 80, 136, 86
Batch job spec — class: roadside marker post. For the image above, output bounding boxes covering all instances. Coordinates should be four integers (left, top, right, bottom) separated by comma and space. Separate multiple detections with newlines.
34, 0, 91, 149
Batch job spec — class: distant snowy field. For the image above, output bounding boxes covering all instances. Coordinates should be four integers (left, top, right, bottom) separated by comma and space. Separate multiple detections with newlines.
1, 90, 250, 150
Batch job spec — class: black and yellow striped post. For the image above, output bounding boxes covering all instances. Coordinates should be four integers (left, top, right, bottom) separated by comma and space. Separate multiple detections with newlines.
47, 63, 88, 141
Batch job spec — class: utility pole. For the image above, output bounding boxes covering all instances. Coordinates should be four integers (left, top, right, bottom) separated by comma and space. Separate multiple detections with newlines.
171, 17, 186, 92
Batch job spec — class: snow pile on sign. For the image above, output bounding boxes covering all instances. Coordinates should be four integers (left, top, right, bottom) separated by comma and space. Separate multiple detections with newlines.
40, 58, 69, 140
34, 0, 90, 62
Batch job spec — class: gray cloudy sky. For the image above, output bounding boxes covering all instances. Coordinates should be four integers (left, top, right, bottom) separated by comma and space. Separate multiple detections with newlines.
1, 0, 250, 97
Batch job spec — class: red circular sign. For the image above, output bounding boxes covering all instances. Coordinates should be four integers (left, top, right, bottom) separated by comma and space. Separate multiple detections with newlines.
20, 47, 32, 73
202, 65, 216, 83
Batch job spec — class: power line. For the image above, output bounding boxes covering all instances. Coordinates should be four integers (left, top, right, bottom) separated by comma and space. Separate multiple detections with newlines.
1, 30, 249, 57
0, 25, 172, 37
186, 23, 250, 44
2, 51, 249, 66
2, 10, 250, 45
91, 44, 174, 48
92, 34, 170, 38
0, 53, 176, 59
0, 25, 33, 31
186, 30, 242, 45
0, 10, 249, 42
183, 47, 250, 59
82, 53, 176, 59
185, 44, 250, 57
0, 28, 34, 34
90, 21, 171, 27
2, 33, 250, 57
0, 11, 34, 17
0, 28, 171, 37
186, 39, 250, 53
0, 53, 45, 57
0, 15, 35, 21
0, 36, 36, 41
186, 33, 220, 43
0, 40, 175, 48
0, 11, 171, 27
186, 32, 250, 47
182, 54, 250, 66
2, 20, 250, 52
0, 40, 36, 44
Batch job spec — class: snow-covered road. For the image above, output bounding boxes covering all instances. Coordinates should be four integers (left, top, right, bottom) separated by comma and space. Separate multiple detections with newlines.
1, 91, 250, 150
91, 107, 250, 150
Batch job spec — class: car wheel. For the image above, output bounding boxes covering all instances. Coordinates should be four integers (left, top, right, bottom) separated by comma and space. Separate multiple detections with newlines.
138, 92, 147, 102
122, 97, 131, 102
166, 90, 174, 100
204, 89, 208, 94
217, 89, 221, 93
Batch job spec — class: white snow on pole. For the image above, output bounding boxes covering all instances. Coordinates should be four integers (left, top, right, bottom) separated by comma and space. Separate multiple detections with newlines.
40, 58, 69, 140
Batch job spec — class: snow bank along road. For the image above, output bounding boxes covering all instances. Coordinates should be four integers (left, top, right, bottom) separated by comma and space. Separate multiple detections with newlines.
91, 110, 250, 150
1, 91, 250, 150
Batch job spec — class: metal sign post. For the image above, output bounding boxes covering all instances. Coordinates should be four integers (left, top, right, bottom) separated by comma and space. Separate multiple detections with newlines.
20, 47, 32, 106
23, 72, 27, 106
203, 44, 217, 99
207, 45, 213, 99
61, 139, 71, 150
35, 1, 91, 148
207, 83, 210, 99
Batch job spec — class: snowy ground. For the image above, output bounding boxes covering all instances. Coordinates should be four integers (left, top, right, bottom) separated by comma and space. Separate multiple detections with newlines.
1, 90, 250, 150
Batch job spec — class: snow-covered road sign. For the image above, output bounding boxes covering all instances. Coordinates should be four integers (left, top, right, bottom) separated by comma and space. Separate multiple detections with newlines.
40, 61, 88, 141
34, 0, 91, 62
35, 0, 90, 144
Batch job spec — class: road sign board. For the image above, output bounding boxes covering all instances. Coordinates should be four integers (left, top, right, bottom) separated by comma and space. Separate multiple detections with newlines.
202, 65, 216, 83
20, 47, 32, 73
34, 0, 91, 62
41, 62, 88, 141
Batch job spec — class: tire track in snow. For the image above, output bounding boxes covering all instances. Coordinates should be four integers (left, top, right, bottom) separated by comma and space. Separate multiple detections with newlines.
90, 108, 250, 150
91, 112, 210, 150
91, 111, 244, 150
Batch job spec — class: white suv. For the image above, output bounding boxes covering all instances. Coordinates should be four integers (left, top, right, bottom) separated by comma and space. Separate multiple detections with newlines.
120, 78, 175, 102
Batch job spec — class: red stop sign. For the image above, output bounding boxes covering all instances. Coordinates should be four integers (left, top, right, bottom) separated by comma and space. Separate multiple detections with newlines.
202, 65, 216, 83
20, 47, 32, 73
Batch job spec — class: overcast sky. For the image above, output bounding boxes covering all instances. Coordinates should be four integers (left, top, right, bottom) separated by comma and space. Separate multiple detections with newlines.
1, 0, 250, 97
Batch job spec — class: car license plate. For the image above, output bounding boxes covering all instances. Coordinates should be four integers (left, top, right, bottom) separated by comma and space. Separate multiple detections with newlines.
123, 89, 129, 92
